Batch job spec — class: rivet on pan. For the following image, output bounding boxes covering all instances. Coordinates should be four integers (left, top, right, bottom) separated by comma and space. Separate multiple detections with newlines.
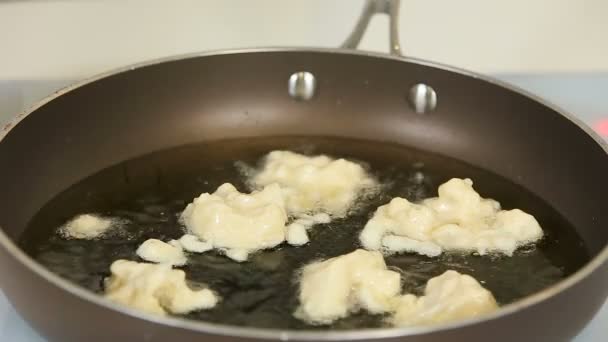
408, 83, 437, 114
288, 71, 317, 101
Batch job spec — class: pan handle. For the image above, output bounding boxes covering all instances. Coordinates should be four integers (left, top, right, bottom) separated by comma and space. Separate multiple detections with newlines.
341, 0, 402, 56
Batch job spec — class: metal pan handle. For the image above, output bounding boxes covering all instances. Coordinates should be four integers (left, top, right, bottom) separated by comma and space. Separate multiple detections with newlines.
341, 0, 402, 56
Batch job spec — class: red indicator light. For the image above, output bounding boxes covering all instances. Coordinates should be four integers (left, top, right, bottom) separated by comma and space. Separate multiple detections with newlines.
595, 119, 608, 137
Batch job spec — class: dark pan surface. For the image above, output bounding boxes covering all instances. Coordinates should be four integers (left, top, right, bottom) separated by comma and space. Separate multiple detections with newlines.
19, 136, 590, 330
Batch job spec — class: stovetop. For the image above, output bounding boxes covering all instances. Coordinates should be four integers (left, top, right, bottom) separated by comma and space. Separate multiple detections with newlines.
1, 74, 607, 341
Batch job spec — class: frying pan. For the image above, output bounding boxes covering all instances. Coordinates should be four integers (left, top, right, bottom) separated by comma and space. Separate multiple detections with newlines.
1, 0, 607, 341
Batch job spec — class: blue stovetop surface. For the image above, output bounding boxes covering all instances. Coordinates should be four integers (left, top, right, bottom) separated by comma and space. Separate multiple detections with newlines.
1, 74, 607, 341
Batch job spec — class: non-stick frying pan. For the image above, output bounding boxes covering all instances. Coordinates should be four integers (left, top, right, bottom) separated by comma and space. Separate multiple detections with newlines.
1, 1, 607, 341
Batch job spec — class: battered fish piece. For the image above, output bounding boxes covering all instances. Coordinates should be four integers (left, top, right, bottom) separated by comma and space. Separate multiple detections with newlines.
180, 183, 288, 261
104, 260, 218, 315
361, 178, 543, 256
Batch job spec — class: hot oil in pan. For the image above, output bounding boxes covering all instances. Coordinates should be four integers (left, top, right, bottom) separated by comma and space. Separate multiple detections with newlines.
20, 137, 590, 330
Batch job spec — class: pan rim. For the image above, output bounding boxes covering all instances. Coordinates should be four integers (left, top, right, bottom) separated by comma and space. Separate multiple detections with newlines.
1, 47, 607, 340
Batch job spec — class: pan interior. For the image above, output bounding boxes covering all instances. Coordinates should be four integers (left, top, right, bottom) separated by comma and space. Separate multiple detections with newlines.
18, 136, 590, 330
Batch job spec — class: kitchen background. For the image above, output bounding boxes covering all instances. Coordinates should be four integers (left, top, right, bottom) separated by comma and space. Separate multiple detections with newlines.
1, 0, 608, 79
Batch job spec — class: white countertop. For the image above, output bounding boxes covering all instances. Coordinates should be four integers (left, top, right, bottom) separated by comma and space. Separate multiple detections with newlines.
1, 74, 607, 341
